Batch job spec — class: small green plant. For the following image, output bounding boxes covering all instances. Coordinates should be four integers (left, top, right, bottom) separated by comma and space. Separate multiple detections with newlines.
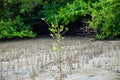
42, 14, 68, 80
41, 14, 68, 40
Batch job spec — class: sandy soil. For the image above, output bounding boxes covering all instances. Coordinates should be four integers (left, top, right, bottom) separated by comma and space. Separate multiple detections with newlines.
0, 36, 120, 80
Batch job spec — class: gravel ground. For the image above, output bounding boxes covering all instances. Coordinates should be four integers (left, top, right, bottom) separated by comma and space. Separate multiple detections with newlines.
0, 36, 120, 80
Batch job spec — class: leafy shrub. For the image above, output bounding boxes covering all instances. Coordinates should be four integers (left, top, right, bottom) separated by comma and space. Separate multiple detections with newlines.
43, 0, 90, 25
0, 0, 39, 39
1, 0, 119, 39
58, 0, 89, 25
0, 16, 36, 39
89, 0, 120, 39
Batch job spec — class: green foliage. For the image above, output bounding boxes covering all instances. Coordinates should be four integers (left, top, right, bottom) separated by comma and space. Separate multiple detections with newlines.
0, 16, 36, 39
0, 0, 40, 39
42, 0, 67, 24
89, 0, 120, 39
58, 0, 89, 24
0, 0, 120, 39
43, 0, 90, 25
42, 0, 92, 39
19, 0, 43, 13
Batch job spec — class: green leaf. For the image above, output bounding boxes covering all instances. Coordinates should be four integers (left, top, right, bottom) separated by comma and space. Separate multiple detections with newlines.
49, 28, 56, 33
20, 9, 25, 13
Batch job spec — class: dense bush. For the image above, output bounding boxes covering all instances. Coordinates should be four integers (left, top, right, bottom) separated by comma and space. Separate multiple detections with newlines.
0, 0, 119, 39
0, 0, 40, 39
43, 0, 120, 39
43, 0, 89, 25
0, 16, 36, 38
89, 0, 120, 39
